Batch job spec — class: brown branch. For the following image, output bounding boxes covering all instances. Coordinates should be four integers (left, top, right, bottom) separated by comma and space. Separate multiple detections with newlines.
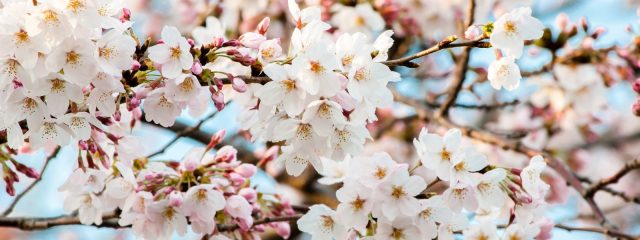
555, 223, 638, 240
2, 147, 62, 216
585, 159, 640, 199
382, 37, 490, 68
0, 211, 304, 233
435, 0, 477, 118
425, 99, 519, 110
147, 111, 219, 158
217, 214, 304, 232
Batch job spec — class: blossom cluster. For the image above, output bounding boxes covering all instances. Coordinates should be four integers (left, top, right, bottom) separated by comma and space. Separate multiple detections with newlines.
59, 140, 296, 240
236, 0, 400, 176
302, 128, 552, 240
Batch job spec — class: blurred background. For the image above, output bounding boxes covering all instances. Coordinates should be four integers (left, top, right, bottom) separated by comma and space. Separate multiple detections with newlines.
1, 0, 640, 239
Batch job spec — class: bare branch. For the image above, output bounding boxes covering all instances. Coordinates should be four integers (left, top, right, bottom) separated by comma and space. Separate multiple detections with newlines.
147, 111, 219, 158
2, 147, 62, 216
585, 159, 640, 199
436, 0, 477, 117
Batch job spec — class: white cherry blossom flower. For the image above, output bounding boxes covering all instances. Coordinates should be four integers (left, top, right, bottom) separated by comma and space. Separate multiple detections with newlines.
86, 87, 120, 117
335, 181, 372, 231
521, 155, 549, 202
443, 185, 478, 212
318, 156, 350, 185
276, 145, 324, 176
63, 192, 103, 225
488, 56, 521, 91
144, 88, 182, 127
490, 7, 544, 58
332, 4, 385, 37
0, 15, 48, 69
288, 0, 321, 29
502, 223, 540, 240
256, 64, 308, 117
45, 38, 97, 86
96, 28, 136, 75
146, 198, 189, 238
58, 112, 102, 141
475, 168, 508, 209
148, 26, 193, 79
347, 152, 399, 188
0, 55, 31, 86
26, 3, 73, 45
347, 56, 400, 104
449, 148, 487, 187
329, 123, 370, 159
23, 74, 83, 116
372, 30, 394, 62
302, 99, 347, 136
415, 196, 452, 239
335, 32, 371, 71
28, 118, 72, 148
463, 221, 499, 240
183, 184, 226, 234
297, 204, 347, 240
373, 165, 426, 221
414, 128, 462, 181
257, 38, 283, 63
375, 217, 422, 240
225, 195, 254, 230
291, 44, 341, 97
438, 213, 469, 240
192, 16, 225, 47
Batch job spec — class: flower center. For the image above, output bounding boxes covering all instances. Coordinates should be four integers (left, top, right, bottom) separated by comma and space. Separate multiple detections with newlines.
196, 189, 207, 202
14, 30, 29, 44
180, 78, 194, 92
350, 196, 366, 210
281, 79, 296, 92
159, 95, 173, 107
163, 207, 175, 220
309, 60, 325, 74
374, 167, 387, 179
43, 10, 60, 24
504, 21, 517, 35
454, 162, 466, 171
354, 68, 367, 81
391, 228, 405, 240
419, 208, 432, 220
296, 124, 313, 140
391, 186, 406, 199
170, 47, 182, 59
51, 79, 66, 93
355, 16, 366, 26
440, 149, 451, 162
342, 55, 353, 67
99, 47, 114, 59
66, 51, 80, 65
67, 0, 85, 13
320, 215, 334, 230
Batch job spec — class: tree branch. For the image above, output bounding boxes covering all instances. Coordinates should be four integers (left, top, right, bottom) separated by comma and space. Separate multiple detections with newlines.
2, 147, 62, 216
381, 37, 490, 68
436, 0, 477, 117
584, 159, 640, 199
147, 111, 219, 158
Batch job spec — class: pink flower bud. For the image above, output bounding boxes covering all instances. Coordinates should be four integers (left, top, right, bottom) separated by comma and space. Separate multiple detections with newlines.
239, 32, 266, 49
592, 27, 606, 39
169, 191, 183, 207
131, 60, 141, 71
212, 91, 225, 111
207, 129, 226, 148
127, 96, 141, 111
113, 110, 122, 122
156, 39, 165, 45
78, 140, 89, 150
120, 8, 131, 22
235, 164, 257, 178
191, 61, 203, 75
274, 222, 291, 239
464, 25, 483, 40
633, 79, 640, 93
222, 40, 242, 47
232, 78, 247, 93
536, 218, 555, 240
633, 99, 640, 116
555, 13, 568, 31
187, 38, 195, 47
257, 17, 270, 35
239, 188, 257, 202
229, 173, 246, 185
579, 17, 589, 32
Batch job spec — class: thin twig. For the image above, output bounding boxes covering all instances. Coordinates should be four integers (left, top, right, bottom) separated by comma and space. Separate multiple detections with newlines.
382, 38, 490, 67
436, 0, 477, 118
2, 147, 62, 216
217, 214, 304, 232
585, 159, 640, 199
147, 111, 219, 158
